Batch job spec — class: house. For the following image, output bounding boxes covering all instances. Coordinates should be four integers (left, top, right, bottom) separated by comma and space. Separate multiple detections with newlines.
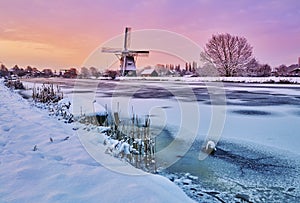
290, 68, 300, 76
140, 68, 158, 77
165, 69, 176, 77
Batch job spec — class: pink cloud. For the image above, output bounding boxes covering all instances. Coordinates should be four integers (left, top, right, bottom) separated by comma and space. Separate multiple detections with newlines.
0, 0, 299, 68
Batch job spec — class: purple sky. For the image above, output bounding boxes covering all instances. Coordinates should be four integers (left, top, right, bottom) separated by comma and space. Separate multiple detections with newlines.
0, 0, 299, 69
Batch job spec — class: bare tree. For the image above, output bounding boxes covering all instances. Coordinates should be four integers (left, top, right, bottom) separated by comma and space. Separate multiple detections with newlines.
41, 68, 53, 77
243, 58, 259, 76
236, 59, 272, 77
201, 33, 253, 76
0, 64, 9, 77
89, 67, 99, 78
275, 64, 288, 76
80, 67, 90, 78
257, 64, 271, 77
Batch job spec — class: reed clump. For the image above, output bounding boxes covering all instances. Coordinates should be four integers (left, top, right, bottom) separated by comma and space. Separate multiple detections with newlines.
32, 83, 63, 103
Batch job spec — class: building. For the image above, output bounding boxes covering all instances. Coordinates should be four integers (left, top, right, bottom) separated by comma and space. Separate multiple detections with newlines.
140, 68, 158, 77
290, 68, 300, 76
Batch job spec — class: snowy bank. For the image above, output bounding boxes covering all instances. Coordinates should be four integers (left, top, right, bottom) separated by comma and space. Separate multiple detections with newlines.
0, 80, 194, 203
114, 76, 300, 83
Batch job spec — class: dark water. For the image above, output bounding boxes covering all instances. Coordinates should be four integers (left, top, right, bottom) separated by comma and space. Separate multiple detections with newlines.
155, 128, 300, 202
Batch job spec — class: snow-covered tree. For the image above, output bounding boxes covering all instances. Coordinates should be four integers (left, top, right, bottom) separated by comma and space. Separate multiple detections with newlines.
196, 63, 219, 76
201, 33, 254, 77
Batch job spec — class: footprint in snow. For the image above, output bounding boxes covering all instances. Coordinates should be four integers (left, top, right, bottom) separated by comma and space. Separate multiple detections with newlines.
52, 155, 63, 161
2, 125, 11, 132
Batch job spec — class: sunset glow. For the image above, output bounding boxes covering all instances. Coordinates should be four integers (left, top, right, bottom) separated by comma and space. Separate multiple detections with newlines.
0, 0, 299, 70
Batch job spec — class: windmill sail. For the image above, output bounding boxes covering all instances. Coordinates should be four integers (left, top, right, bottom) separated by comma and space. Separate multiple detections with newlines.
124, 27, 131, 51
101, 47, 122, 53
128, 50, 149, 57
101, 27, 149, 77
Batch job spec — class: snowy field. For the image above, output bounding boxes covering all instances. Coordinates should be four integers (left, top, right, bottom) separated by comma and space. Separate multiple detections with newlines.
18, 77, 300, 202
0, 79, 194, 203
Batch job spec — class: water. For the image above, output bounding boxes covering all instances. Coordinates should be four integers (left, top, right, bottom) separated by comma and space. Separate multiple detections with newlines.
22, 78, 300, 202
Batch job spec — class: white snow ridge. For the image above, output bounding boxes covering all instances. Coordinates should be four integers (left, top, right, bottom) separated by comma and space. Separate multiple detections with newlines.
0, 80, 194, 203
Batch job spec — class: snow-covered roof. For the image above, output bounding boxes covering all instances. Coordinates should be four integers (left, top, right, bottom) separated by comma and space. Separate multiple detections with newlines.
141, 68, 156, 75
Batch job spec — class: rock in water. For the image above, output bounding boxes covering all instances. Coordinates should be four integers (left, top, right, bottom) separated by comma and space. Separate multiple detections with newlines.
202, 140, 216, 154
182, 179, 192, 185
235, 193, 250, 202
206, 141, 216, 151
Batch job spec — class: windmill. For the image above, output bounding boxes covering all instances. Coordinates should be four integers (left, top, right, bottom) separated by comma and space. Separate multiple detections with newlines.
102, 27, 149, 76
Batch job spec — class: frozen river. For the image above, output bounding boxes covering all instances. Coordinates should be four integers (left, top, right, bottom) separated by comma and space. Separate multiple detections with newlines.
22, 78, 300, 202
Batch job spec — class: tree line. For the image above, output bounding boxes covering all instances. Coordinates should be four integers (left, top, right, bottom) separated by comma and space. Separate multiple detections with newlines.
0, 64, 77, 78
1, 33, 299, 78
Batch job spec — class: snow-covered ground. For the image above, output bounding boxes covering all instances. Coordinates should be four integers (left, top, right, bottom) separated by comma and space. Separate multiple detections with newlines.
19, 77, 300, 202
0, 80, 194, 203
114, 76, 300, 84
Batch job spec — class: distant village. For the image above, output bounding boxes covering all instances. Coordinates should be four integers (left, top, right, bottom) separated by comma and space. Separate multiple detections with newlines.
1, 28, 300, 80
2, 28, 300, 80
1, 59, 300, 80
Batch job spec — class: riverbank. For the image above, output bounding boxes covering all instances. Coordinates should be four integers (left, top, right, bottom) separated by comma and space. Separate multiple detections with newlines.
0, 79, 194, 203
17, 77, 300, 202
21, 76, 300, 84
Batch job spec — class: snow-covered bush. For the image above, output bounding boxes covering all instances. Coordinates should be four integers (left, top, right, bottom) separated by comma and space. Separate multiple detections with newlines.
4, 79, 25, 89
46, 98, 74, 123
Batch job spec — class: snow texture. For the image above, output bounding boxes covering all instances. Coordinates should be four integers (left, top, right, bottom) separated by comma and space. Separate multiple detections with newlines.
18, 77, 300, 202
0, 79, 194, 203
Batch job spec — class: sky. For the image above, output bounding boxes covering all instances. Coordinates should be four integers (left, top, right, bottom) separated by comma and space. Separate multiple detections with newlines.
0, 0, 299, 70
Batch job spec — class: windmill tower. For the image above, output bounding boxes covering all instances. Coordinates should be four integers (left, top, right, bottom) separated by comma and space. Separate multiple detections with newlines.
102, 27, 149, 76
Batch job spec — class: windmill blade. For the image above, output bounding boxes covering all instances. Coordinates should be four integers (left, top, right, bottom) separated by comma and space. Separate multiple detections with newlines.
132, 50, 149, 54
128, 50, 150, 57
101, 47, 122, 53
124, 27, 131, 50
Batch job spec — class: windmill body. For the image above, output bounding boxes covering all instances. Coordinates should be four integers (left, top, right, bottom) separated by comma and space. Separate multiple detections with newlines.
102, 27, 149, 77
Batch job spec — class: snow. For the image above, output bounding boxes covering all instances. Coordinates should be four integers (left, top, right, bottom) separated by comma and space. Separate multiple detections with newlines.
92, 100, 107, 116
0, 79, 194, 203
57, 97, 107, 117
57, 98, 71, 107
22, 77, 300, 155
223, 104, 300, 154
140, 68, 156, 75
17, 77, 300, 202
115, 76, 300, 84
